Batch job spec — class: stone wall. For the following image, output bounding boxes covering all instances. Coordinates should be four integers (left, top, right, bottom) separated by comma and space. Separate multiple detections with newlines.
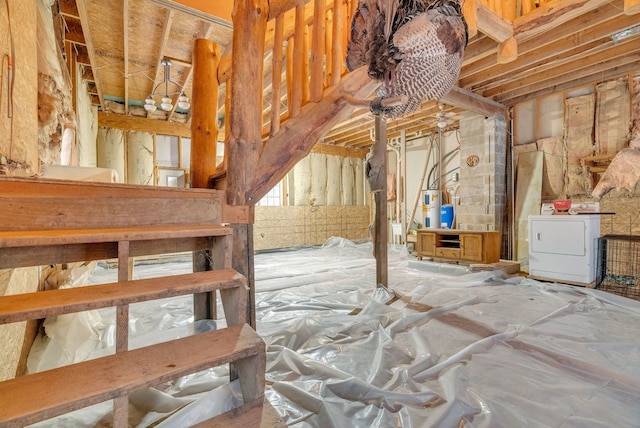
456, 112, 507, 233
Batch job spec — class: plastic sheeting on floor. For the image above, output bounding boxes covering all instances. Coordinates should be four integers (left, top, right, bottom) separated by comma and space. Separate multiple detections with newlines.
27, 238, 640, 427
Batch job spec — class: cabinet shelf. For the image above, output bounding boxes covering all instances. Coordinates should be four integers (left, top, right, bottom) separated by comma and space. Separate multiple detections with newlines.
417, 229, 500, 264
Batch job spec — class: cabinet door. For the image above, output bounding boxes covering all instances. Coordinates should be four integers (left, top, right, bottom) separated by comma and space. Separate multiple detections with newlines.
418, 232, 436, 257
460, 234, 483, 262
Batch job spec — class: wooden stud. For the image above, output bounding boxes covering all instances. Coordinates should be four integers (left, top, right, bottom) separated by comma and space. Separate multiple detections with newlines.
191, 38, 221, 189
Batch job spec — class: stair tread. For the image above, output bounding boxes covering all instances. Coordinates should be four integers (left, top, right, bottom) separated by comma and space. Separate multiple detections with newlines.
0, 224, 232, 248
0, 324, 264, 427
0, 269, 245, 325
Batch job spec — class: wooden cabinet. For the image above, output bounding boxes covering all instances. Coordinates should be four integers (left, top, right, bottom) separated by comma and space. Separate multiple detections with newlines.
417, 229, 501, 264
417, 231, 436, 257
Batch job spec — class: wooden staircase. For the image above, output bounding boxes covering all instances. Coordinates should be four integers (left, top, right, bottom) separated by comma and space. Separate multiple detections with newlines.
0, 178, 272, 427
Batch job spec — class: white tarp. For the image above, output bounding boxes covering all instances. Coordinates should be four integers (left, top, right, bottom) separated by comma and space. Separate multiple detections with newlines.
27, 238, 640, 427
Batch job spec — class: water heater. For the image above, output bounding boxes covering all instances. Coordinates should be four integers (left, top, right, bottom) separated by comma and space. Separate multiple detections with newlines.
423, 189, 440, 229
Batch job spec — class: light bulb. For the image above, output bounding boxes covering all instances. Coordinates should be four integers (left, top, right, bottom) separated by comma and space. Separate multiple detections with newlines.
144, 104, 157, 112
162, 97, 171, 104
177, 101, 190, 110
161, 102, 173, 111
178, 93, 189, 103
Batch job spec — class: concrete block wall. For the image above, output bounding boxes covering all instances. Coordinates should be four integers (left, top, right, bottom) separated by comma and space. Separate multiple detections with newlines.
456, 112, 507, 232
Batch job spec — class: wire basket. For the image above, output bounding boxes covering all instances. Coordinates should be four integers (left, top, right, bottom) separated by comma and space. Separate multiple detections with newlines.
596, 235, 640, 301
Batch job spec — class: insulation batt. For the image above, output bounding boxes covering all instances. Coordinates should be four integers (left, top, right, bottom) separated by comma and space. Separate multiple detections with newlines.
347, 0, 468, 118
592, 146, 640, 198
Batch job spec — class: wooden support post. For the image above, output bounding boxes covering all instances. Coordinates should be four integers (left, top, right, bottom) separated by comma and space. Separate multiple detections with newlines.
115, 240, 130, 428
191, 38, 220, 189
371, 117, 388, 288
191, 38, 222, 322
227, 0, 268, 205
232, 222, 256, 328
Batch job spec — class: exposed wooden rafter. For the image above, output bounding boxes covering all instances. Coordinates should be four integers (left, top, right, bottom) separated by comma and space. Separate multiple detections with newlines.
75, 0, 105, 110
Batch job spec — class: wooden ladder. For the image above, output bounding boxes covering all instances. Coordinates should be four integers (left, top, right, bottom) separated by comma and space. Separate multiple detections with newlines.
0, 178, 268, 427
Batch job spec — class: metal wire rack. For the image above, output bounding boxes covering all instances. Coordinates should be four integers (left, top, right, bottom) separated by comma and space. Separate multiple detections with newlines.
596, 234, 640, 301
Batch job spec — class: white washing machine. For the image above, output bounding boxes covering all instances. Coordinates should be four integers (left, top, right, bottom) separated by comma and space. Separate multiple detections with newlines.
528, 214, 600, 285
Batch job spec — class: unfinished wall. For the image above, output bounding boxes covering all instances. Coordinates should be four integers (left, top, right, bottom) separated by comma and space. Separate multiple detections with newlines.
254, 206, 370, 251
255, 152, 370, 250
456, 112, 507, 232
512, 74, 640, 268
97, 127, 125, 182
76, 76, 98, 167
127, 131, 154, 185
0, 0, 38, 174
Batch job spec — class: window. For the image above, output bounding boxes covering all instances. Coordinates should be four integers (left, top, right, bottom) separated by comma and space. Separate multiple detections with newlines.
257, 181, 283, 206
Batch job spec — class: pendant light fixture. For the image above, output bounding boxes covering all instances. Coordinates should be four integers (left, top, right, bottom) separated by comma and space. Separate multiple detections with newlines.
144, 59, 190, 113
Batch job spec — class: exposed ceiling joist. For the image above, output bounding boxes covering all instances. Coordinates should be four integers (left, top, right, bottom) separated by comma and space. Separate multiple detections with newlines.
75, 0, 105, 110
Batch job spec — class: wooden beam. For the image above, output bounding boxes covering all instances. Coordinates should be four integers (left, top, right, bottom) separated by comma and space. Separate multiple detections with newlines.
226, 0, 269, 206
98, 112, 191, 137
148, 9, 175, 118
441, 86, 505, 117
247, 66, 378, 203
147, 0, 232, 28
191, 39, 221, 189
477, 0, 513, 43
76, 0, 105, 110
625, 0, 640, 14
460, 2, 632, 91
497, 36, 518, 64
489, 35, 640, 102
311, 143, 368, 159
497, 51, 640, 105
463, 0, 478, 39
514, 0, 613, 42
